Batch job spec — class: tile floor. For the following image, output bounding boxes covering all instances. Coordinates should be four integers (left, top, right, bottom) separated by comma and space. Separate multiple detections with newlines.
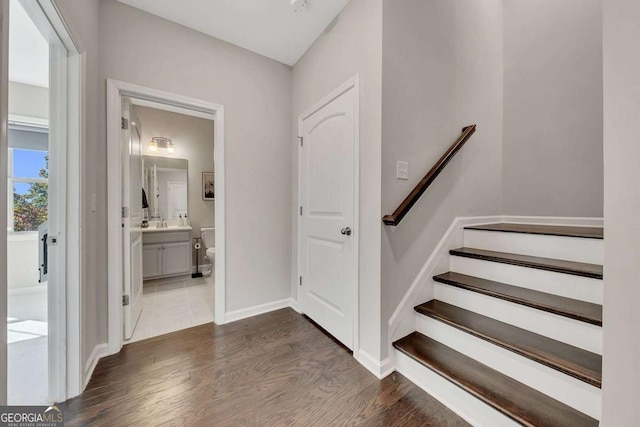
127, 274, 215, 343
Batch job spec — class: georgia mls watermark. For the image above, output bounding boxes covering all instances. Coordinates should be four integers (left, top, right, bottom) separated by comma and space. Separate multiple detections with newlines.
0, 406, 63, 427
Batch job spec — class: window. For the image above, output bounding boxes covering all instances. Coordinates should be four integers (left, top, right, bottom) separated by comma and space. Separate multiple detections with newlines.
7, 124, 49, 232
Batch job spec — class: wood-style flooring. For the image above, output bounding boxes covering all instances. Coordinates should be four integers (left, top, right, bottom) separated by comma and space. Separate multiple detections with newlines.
59, 308, 469, 426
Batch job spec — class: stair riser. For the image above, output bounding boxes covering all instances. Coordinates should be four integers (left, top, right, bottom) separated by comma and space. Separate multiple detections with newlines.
415, 315, 602, 420
450, 256, 603, 304
464, 229, 603, 264
434, 283, 602, 354
395, 350, 521, 427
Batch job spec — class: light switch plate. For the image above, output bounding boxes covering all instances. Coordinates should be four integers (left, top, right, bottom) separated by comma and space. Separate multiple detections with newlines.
397, 161, 409, 180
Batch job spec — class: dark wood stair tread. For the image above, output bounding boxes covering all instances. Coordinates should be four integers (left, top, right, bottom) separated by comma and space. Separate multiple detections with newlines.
394, 332, 598, 427
450, 247, 603, 279
434, 272, 602, 326
465, 223, 603, 239
415, 300, 602, 387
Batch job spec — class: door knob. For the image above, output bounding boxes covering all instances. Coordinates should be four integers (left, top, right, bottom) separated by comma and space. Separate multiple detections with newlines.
341, 227, 352, 236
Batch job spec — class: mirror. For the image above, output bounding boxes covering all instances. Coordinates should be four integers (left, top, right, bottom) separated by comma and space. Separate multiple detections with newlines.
143, 156, 188, 220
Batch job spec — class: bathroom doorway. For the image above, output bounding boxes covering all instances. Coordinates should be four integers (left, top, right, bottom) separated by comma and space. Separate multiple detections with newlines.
106, 81, 225, 354
123, 99, 216, 343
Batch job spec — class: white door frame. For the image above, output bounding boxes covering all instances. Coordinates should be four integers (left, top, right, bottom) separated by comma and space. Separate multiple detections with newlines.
106, 80, 226, 355
1, 0, 84, 403
0, 0, 9, 406
297, 74, 360, 359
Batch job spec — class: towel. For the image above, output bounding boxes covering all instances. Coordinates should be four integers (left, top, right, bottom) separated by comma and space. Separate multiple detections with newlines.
142, 188, 149, 209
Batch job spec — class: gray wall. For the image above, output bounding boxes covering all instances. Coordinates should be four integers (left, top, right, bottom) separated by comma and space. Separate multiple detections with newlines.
502, 0, 603, 216
292, 0, 383, 360
99, 0, 293, 314
134, 105, 215, 267
602, 0, 640, 424
381, 0, 504, 358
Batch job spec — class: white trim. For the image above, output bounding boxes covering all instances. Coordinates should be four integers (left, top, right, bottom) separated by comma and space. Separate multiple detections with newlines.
289, 298, 301, 314
0, 0, 10, 406
501, 215, 604, 228
296, 74, 360, 356
130, 98, 215, 121
357, 350, 394, 379
387, 216, 502, 347
83, 344, 108, 389
224, 298, 293, 324
11, 0, 84, 403
8, 114, 49, 128
107, 80, 226, 355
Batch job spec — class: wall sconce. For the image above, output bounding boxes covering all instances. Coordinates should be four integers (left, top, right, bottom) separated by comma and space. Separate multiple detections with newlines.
149, 137, 175, 154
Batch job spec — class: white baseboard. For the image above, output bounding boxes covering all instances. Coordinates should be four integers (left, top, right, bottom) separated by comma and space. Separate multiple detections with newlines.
83, 343, 108, 390
192, 264, 212, 274
289, 298, 302, 314
224, 298, 293, 323
357, 349, 394, 379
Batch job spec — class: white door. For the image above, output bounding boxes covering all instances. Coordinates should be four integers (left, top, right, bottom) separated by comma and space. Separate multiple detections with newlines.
122, 99, 143, 340
298, 80, 358, 349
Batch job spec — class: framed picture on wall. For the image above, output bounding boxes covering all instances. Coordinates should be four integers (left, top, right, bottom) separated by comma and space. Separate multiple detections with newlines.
202, 172, 215, 200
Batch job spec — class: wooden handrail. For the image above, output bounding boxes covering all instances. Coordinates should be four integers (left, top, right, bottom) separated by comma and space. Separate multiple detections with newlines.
383, 125, 477, 226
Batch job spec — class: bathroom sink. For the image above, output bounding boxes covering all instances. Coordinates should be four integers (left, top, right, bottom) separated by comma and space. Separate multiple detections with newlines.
142, 225, 193, 233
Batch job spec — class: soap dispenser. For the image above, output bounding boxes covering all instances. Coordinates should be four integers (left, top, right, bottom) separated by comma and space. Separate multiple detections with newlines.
179, 214, 184, 227
184, 214, 190, 227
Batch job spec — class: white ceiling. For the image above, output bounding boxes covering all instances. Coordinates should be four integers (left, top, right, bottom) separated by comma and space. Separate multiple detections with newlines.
117, 0, 351, 66
9, 0, 49, 88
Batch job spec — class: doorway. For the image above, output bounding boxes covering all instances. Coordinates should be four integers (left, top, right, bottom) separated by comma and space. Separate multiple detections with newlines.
106, 81, 225, 355
1, 0, 82, 405
297, 76, 360, 351
122, 99, 216, 343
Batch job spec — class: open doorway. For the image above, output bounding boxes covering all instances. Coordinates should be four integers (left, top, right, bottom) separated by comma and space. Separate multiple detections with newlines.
106, 81, 225, 355
3, 0, 82, 404
123, 100, 215, 343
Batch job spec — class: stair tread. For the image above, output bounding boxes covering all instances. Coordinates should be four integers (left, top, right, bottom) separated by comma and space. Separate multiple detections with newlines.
450, 247, 603, 279
465, 223, 603, 239
434, 272, 602, 326
415, 300, 602, 387
394, 332, 599, 427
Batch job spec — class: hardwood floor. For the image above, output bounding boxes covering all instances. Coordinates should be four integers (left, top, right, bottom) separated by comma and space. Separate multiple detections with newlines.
59, 308, 469, 426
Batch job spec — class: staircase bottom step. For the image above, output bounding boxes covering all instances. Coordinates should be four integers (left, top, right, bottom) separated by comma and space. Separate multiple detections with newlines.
393, 332, 598, 427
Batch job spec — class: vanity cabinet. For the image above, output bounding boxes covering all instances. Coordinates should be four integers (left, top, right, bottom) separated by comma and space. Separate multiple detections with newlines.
143, 230, 192, 279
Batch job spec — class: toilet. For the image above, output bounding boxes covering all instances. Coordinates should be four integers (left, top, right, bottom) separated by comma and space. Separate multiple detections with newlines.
200, 227, 215, 274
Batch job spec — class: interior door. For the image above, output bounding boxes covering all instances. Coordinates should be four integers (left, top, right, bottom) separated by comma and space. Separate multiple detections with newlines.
298, 83, 358, 349
122, 99, 143, 340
